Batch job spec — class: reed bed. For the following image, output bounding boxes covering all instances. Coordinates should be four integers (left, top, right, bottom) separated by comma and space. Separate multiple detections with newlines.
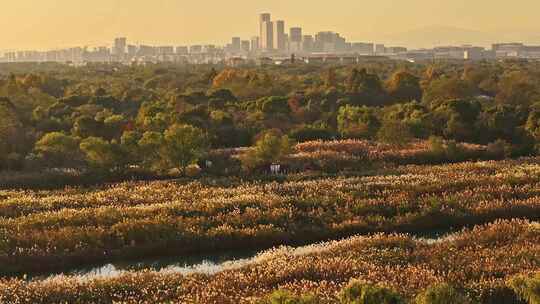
1, 158, 540, 275
0, 220, 538, 303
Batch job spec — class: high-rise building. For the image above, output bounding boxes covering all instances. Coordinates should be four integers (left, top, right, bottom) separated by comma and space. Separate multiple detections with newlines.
231, 37, 241, 53
203, 45, 217, 53
385, 46, 407, 54
113, 37, 127, 57
375, 44, 386, 54
241, 40, 251, 53
273, 20, 286, 51
251, 36, 260, 53
313, 31, 346, 53
261, 20, 274, 51
138, 45, 156, 56
176, 46, 189, 55
289, 27, 303, 53
259, 13, 271, 49
352, 43, 374, 55
190, 45, 203, 54
156, 46, 175, 55
302, 35, 314, 53
290, 27, 302, 43
127, 45, 137, 56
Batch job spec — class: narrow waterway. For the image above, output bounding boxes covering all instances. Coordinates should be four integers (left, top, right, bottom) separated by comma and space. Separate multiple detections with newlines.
23, 229, 456, 282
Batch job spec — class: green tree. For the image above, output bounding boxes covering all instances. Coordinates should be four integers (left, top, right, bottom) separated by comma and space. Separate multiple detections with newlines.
346, 68, 386, 105
431, 99, 481, 142
526, 109, 540, 140
120, 131, 142, 165
0, 97, 24, 158
261, 96, 291, 116
478, 104, 527, 143
72, 115, 102, 138
423, 77, 476, 109
209, 88, 237, 102
241, 132, 292, 171
163, 124, 207, 174
382, 101, 433, 138
136, 101, 171, 132
496, 71, 538, 106
103, 114, 127, 140
337, 105, 380, 139
138, 131, 165, 170
461, 65, 498, 96
324, 68, 338, 89
386, 70, 422, 102
80, 137, 125, 170
34, 132, 80, 167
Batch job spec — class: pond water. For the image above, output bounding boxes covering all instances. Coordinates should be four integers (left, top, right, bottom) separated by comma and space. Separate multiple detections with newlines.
25, 230, 457, 282
28, 249, 260, 281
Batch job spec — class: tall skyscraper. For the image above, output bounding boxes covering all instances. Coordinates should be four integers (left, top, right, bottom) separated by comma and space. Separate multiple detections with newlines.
273, 20, 286, 51
113, 37, 127, 57
251, 36, 260, 53
259, 13, 271, 49
241, 40, 251, 53
289, 27, 303, 53
290, 27, 302, 43
302, 35, 314, 53
261, 20, 274, 51
127, 45, 138, 57
231, 37, 241, 53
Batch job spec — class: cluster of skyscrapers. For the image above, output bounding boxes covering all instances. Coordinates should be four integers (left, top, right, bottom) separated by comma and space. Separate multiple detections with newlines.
3, 13, 540, 65
225, 13, 377, 55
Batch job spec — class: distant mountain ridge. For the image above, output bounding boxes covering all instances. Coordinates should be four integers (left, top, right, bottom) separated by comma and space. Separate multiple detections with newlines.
379, 25, 540, 49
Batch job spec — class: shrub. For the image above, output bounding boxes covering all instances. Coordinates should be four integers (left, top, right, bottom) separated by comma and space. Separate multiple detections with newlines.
259, 290, 319, 304
415, 283, 472, 304
487, 139, 511, 159
377, 120, 413, 147
428, 136, 446, 156
289, 124, 337, 142
339, 280, 404, 304
508, 273, 540, 304
240, 133, 293, 172
185, 164, 202, 177
445, 140, 464, 161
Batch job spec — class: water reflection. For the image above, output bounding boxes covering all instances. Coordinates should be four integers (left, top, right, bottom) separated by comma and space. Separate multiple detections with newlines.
33, 250, 258, 281
32, 230, 456, 281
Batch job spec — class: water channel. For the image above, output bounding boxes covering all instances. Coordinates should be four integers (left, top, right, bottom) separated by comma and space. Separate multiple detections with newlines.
19, 229, 456, 281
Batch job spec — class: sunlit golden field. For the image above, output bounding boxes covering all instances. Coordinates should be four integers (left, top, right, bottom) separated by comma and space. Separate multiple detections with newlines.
1, 158, 540, 275
1, 154, 540, 303
0, 220, 539, 303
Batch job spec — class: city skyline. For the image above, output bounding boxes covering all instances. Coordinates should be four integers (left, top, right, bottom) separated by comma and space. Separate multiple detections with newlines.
4, 11, 540, 64
3, 0, 540, 50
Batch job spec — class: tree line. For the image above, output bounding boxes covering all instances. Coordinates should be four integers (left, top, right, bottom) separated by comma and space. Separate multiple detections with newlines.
1, 60, 540, 174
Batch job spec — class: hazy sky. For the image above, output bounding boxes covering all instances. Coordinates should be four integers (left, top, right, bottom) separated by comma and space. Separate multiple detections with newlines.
3, 0, 540, 50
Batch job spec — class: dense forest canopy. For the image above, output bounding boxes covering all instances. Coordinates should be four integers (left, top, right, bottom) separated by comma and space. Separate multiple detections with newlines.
1, 59, 540, 172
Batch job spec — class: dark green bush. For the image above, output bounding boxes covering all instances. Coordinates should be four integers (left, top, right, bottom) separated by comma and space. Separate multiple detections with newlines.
339, 280, 404, 304
415, 283, 472, 304
259, 290, 319, 304
508, 273, 540, 304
